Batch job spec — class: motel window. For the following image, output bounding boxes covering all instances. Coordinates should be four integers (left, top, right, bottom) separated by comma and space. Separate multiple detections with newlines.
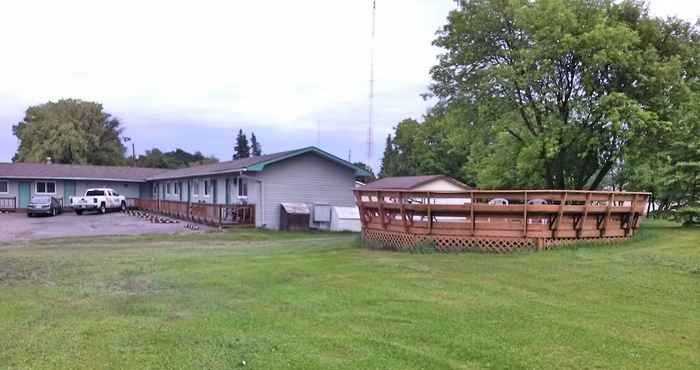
238, 179, 248, 198
204, 180, 209, 196
0, 180, 8, 194
35, 181, 56, 194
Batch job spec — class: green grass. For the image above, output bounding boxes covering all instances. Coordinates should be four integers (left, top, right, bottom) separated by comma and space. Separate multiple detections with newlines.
0, 221, 698, 370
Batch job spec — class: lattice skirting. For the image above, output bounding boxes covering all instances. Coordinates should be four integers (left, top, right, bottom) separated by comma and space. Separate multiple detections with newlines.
541, 236, 629, 249
362, 230, 629, 254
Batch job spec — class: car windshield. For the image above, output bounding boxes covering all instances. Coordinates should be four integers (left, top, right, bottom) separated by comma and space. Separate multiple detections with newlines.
86, 190, 105, 196
31, 196, 51, 203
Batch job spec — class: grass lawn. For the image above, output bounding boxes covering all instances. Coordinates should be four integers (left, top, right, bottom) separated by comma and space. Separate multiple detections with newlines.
0, 221, 698, 370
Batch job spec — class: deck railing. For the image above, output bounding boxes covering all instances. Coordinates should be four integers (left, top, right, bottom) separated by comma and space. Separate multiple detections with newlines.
0, 197, 17, 211
354, 189, 651, 252
127, 198, 255, 227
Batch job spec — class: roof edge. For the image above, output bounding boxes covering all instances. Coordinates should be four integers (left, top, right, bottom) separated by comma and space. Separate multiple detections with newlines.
0, 175, 148, 183
245, 147, 371, 176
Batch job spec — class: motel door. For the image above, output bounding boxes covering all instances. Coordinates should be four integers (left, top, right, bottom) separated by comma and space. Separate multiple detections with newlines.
64, 180, 76, 206
18, 182, 30, 208
225, 179, 231, 205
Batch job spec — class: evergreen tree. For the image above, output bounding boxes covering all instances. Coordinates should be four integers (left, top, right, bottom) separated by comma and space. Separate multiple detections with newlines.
233, 129, 250, 160
379, 134, 399, 177
250, 132, 262, 156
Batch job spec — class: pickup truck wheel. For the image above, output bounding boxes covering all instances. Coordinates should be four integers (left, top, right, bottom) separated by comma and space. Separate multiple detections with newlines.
120, 202, 127, 212
75, 210, 83, 215
51, 208, 57, 217
100, 203, 107, 214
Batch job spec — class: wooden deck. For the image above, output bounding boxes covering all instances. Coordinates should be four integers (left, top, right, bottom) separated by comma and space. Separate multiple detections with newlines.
127, 198, 255, 228
354, 189, 651, 253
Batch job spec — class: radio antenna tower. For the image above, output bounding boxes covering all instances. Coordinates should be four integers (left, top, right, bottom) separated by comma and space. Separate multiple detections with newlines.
367, 0, 376, 163
316, 119, 321, 148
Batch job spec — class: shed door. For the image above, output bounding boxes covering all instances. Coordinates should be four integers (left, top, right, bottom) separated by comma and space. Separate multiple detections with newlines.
18, 182, 30, 208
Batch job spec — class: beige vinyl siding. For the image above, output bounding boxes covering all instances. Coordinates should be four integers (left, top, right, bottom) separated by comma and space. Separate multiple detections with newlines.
75, 181, 141, 199
0, 180, 19, 200
412, 179, 469, 192
258, 152, 355, 229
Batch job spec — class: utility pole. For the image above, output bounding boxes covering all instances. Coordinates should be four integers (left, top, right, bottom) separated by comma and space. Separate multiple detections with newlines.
123, 137, 136, 161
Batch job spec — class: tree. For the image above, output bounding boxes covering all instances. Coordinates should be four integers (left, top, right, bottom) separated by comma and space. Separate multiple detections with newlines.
428, 0, 696, 189
379, 112, 475, 184
352, 162, 376, 183
233, 129, 250, 160
134, 148, 218, 169
379, 134, 401, 177
12, 99, 126, 165
250, 132, 262, 156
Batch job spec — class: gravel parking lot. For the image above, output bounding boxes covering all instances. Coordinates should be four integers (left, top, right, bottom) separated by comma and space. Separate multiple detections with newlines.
0, 211, 200, 242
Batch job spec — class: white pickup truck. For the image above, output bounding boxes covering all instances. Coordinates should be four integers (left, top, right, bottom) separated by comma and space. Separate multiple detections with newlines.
70, 188, 127, 215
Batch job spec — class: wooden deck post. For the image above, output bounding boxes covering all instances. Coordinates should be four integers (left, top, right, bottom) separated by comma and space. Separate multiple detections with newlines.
470, 192, 475, 236
553, 192, 567, 238
400, 192, 408, 233
427, 192, 433, 235
523, 191, 528, 238
354, 190, 368, 229
378, 191, 386, 230
218, 205, 223, 227
625, 194, 638, 236
601, 193, 614, 237
577, 192, 591, 239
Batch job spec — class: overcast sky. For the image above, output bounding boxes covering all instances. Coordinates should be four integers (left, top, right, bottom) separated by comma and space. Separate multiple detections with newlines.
1, 1, 698, 170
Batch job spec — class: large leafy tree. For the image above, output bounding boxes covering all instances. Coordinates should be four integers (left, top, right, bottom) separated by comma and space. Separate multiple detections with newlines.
233, 129, 251, 160
12, 99, 126, 165
428, 0, 697, 189
379, 110, 476, 183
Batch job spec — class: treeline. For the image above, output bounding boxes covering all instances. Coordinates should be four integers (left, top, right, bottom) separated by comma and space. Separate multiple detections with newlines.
133, 148, 218, 169
380, 0, 699, 224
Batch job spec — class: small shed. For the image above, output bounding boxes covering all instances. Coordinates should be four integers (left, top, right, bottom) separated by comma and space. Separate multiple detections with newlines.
331, 206, 361, 232
280, 202, 310, 231
361, 175, 471, 192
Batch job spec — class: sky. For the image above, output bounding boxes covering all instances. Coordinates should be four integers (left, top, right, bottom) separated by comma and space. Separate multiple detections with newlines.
0, 1, 698, 171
